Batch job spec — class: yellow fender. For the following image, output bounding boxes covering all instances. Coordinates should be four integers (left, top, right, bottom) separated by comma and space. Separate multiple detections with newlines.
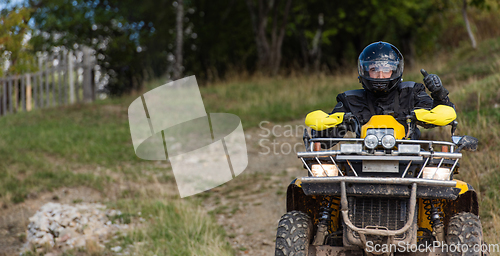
454, 179, 471, 195
294, 178, 302, 188
305, 110, 345, 131
361, 115, 406, 139
414, 105, 457, 126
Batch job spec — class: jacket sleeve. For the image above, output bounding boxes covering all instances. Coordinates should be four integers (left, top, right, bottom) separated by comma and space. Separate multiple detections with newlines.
329, 93, 350, 114
413, 83, 455, 110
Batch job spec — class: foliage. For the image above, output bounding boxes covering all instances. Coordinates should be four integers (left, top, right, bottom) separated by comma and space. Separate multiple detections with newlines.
29, 0, 150, 95
14, 0, 500, 93
174, 0, 256, 80
0, 6, 36, 76
284, 0, 450, 69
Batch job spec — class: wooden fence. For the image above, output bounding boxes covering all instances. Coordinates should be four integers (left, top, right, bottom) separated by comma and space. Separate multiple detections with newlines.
0, 47, 97, 116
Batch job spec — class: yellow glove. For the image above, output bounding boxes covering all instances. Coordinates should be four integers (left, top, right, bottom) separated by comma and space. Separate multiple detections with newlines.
414, 105, 456, 126
305, 110, 345, 131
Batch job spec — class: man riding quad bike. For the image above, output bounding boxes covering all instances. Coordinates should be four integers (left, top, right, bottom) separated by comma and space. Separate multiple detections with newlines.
275, 42, 485, 256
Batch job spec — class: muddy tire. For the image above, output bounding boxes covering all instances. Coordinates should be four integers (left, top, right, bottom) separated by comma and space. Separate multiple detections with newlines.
446, 212, 485, 256
275, 210, 312, 256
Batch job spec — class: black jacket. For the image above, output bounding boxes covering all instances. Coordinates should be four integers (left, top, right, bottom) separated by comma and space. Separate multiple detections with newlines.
313, 81, 454, 145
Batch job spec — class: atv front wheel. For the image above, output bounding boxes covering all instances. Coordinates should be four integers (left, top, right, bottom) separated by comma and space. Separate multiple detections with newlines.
446, 212, 485, 256
275, 210, 312, 256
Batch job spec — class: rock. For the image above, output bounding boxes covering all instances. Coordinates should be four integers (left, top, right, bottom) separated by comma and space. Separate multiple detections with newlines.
55, 233, 71, 243
74, 237, 86, 248
23, 202, 130, 254
38, 219, 49, 232
94, 227, 109, 238
34, 231, 46, 238
111, 246, 122, 252
36, 233, 54, 247
262, 239, 273, 245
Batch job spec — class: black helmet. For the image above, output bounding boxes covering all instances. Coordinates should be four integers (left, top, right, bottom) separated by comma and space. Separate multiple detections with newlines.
358, 42, 404, 94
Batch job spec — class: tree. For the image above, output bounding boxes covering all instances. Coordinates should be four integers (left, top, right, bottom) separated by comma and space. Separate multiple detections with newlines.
28, 0, 254, 91
26, 0, 497, 92
295, 12, 324, 73
173, 0, 184, 80
289, 0, 342, 73
462, 0, 490, 49
0, 6, 36, 76
463, 0, 477, 49
29, 0, 156, 95
245, 0, 293, 75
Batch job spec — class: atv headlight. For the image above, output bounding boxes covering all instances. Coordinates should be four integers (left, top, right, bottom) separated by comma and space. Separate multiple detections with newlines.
311, 164, 338, 177
364, 134, 378, 149
381, 134, 396, 149
422, 167, 451, 180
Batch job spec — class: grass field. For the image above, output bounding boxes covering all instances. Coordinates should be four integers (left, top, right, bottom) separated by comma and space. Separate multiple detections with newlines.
2, 37, 500, 254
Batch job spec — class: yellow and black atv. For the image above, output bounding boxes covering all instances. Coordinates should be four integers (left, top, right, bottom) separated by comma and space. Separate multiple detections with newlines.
275, 105, 486, 256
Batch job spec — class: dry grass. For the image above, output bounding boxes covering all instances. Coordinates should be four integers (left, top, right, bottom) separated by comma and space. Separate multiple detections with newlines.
106, 197, 234, 256
5, 35, 500, 255
418, 43, 500, 249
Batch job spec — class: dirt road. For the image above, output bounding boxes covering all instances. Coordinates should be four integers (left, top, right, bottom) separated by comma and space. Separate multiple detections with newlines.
200, 119, 307, 256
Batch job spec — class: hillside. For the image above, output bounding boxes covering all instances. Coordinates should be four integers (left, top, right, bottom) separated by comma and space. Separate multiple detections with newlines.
1, 37, 500, 255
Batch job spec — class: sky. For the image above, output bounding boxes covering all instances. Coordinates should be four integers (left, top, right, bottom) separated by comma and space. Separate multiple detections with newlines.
0, 0, 26, 11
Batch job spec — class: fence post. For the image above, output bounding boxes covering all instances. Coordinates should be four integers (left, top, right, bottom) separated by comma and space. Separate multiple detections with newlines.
51, 54, 56, 107
38, 56, 42, 108
62, 50, 67, 105
0, 79, 2, 116
14, 76, 18, 112
8, 78, 13, 114
68, 50, 75, 104
21, 75, 25, 111
57, 53, 62, 105
2, 79, 6, 115
92, 68, 96, 101
45, 55, 49, 107
17, 76, 20, 112
82, 46, 93, 103
26, 74, 32, 111
33, 71, 37, 109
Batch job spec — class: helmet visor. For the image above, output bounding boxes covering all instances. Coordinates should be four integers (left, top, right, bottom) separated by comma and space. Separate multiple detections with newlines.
358, 60, 403, 80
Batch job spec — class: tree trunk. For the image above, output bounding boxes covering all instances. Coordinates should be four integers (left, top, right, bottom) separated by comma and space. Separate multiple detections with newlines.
462, 0, 477, 49
297, 13, 323, 73
298, 29, 310, 73
311, 13, 323, 73
173, 0, 184, 80
401, 34, 415, 68
245, 0, 292, 75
